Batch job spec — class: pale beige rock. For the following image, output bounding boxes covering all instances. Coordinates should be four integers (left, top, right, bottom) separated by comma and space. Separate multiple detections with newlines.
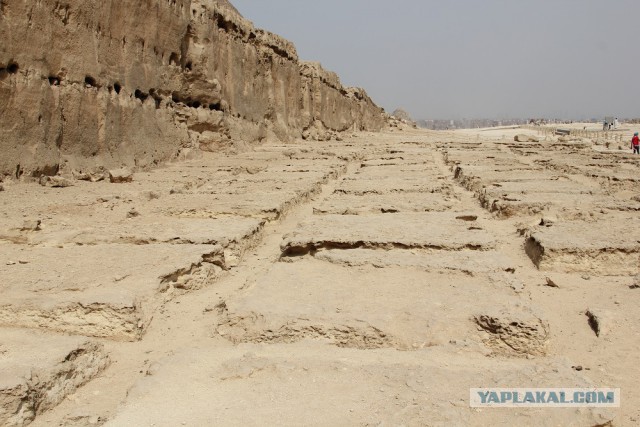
0, 329, 109, 427
0, 128, 635, 426
106, 346, 612, 427
313, 192, 460, 214
514, 134, 540, 142
20, 220, 41, 232
0, 242, 226, 340
217, 259, 528, 351
475, 308, 550, 356
73, 168, 108, 182
39, 176, 74, 188
525, 219, 640, 275
109, 168, 133, 184
586, 308, 613, 337
281, 213, 496, 255
311, 248, 515, 275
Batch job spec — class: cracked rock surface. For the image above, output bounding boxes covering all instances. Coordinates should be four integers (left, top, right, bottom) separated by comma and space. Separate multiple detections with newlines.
1, 129, 638, 426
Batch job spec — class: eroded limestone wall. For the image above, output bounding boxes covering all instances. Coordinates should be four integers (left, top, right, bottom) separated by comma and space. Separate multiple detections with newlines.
0, 0, 385, 177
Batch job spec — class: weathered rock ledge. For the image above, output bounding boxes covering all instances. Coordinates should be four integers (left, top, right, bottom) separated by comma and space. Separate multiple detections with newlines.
0, 0, 386, 177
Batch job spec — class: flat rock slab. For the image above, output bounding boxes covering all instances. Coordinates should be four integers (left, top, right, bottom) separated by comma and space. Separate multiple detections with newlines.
314, 248, 515, 274
444, 151, 526, 166
156, 192, 312, 221
482, 192, 638, 219
334, 178, 453, 195
454, 165, 544, 176
357, 163, 441, 173
0, 243, 223, 340
281, 213, 496, 254
359, 156, 436, 168
106, 345, 613, 426
453, 167, 556, 191
525, 219, 640, 275
313, 193, 461, 214
353, 166, 443, 179
483, 179, 599, 195
2, 216, 264, 255
188, 173, 331, 198
479, 191, 602, 218
0, 328, 109, 427
216, 259, 535, 353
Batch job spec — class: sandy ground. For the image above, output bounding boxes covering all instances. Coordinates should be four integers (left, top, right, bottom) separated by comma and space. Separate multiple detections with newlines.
1, 127, 639, 426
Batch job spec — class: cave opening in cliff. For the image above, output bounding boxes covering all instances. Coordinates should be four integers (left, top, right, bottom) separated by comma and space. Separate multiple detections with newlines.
48, 76, 60, 86
216, 15, 236, 33
84, 75, 97, 87
209, 102, 222, 111
134, 89, 149, 102
113, 83, 122, 94
169, 52, 180, 66
7, 63, 19, 74
191, 101, 201, 109
184, 61, 193, 71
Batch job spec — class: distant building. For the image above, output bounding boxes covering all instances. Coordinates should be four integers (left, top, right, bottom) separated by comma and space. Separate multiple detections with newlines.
416, 118, 526, 130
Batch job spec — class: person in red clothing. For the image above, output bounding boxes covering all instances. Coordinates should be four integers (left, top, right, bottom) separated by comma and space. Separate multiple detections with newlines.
632, 132, 640, 155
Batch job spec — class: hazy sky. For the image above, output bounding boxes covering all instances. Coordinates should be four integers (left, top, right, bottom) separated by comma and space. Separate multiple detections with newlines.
231, 0, 639, 120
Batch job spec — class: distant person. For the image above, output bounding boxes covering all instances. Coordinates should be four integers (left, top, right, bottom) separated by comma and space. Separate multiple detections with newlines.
632, 132, 640, 154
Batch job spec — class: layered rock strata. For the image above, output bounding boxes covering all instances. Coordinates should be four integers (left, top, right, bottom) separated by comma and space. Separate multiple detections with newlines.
0, 0, 385, 177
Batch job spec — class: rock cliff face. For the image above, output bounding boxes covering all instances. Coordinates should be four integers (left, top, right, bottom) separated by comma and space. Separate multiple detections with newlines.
0, 0, 385, 177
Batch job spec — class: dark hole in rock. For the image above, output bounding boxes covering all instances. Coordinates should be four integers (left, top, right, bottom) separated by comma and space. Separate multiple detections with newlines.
48, 76, 60, 86
84, 75, 97, 87
192, 101, 201, 109
113, 83, 122, 94
169, 52, 180, 66
185, 61, 193, 71
171, 93, 181, 103
7, 63, 19, 74
15, 164, 22, 179
456, 215, 478, 222
149, 89, 162, 108
134, 89, 148, 102
209, 102, 221, 111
